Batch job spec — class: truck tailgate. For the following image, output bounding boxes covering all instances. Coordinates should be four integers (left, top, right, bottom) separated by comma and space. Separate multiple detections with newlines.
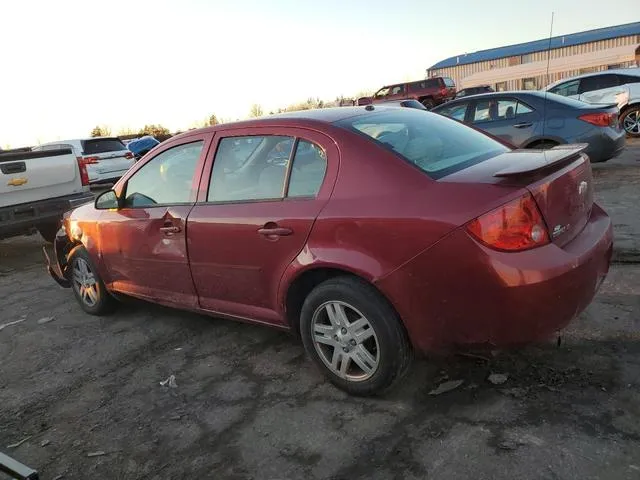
0, 149, 83, 208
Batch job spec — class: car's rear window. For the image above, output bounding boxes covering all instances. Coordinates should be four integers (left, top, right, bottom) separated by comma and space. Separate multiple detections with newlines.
335, 109, 509, 179
81, 138, 127, 154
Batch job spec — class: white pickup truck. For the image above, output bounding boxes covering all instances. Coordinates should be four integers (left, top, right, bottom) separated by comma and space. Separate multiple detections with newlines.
0, 147, 94, 242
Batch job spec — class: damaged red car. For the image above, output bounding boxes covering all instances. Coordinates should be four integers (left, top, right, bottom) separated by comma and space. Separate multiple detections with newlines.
45, 106, 613, 396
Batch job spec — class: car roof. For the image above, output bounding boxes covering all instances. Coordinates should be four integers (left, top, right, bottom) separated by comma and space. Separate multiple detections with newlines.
436, 91, 547, 104
545, 68, 640, 89
170, 106, 395, 140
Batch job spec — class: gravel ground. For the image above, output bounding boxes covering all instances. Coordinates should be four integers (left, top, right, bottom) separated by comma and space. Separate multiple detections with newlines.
0, 141, 639, 480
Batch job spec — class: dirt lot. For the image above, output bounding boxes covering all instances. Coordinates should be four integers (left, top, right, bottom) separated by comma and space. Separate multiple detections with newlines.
1, 142, 639, 480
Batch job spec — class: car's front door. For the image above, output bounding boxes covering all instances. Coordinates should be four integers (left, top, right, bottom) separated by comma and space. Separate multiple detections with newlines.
387, 83, 407, 101
99, 136, 210, 308
469, 97, 541, 147
187, 127, 338, 325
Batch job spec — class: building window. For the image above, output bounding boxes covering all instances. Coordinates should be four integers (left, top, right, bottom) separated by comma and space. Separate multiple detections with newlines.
522, 78, 537, 90
495, 82, 507, 92
579, 67, 599, 74
521, 53, 535, 64
607, 64, 623, 70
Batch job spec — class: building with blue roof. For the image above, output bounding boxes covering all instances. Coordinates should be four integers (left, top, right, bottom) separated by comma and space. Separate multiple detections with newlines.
427, 22, 639, 91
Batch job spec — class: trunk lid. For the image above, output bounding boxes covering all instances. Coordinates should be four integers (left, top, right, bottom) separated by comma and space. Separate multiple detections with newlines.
442, 145, 593, 246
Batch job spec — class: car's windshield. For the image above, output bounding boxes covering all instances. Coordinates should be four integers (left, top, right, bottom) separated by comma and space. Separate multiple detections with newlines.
336, 109, 508, 179
81, 138, 127, 154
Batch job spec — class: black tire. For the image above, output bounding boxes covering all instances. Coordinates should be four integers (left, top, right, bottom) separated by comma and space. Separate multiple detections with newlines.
300, 276, 413, 396
620, 105, 640, 138
421, 98, 434, 110
37, 221, 61, 243
67, 246, 116, 315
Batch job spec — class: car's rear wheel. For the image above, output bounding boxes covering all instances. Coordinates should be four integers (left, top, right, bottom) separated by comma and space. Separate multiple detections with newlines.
37, 221, 61, 243
68, 247, 115, 315
620, 105, 640, 137
421, 98, 434, 110
300, 277, 412, 396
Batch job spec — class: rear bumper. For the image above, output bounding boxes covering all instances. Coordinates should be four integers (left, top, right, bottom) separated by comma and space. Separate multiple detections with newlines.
581, 128, 626, 162
377, 203, 613, 353
0, 192, 93, 239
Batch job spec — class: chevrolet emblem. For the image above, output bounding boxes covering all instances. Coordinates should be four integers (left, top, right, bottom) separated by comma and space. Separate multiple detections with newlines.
7, 177, 28, 186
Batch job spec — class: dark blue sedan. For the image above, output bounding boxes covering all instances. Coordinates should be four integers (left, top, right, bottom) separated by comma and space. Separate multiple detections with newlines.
432, 91, 625, 162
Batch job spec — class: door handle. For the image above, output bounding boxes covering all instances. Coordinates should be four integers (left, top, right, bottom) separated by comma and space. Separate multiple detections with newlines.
258, 227, 292, 237
160, 225, 181, 234
513, 122, 532, 128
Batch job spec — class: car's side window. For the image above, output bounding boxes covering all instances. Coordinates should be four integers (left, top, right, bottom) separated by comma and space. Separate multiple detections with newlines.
391, 85, 405, 95
516, 101, 534, 115
579, 74, 619, 93
618, 74, 640, 85
208, 136, 294, 202
437, 103, 468, 121
472, 100, 496, 123
124, 141, 203, 208
287, 140, 327, 198
549, 80, 579, 97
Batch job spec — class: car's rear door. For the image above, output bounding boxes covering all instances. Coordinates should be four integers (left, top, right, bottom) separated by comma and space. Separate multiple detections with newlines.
469, 97, 541, 147
99, 135, 211, 308
577, 74, 627, 108
187, 127, 338, 325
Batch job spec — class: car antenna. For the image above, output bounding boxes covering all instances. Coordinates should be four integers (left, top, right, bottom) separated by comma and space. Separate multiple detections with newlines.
541, 12, 555, 147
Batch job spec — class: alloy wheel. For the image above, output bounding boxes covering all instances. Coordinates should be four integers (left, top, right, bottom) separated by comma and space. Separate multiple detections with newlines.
311, 301, 380, 381
622, 110, 640, 135
72, 257, 98, 307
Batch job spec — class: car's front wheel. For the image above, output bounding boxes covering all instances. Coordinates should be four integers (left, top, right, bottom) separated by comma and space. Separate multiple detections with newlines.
300, 277, 412, 396
621, 105, 640, 137
421, 98, 434, 109
68, 247, 115, 315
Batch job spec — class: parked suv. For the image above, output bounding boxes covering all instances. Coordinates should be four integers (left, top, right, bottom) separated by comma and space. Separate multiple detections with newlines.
545, 68, 640, 137
33, 137, 135, 184
455, 85, 494, 98
357, 77, 456, 109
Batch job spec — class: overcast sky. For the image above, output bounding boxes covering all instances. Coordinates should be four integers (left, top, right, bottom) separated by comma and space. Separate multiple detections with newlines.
1, 0, 637, 146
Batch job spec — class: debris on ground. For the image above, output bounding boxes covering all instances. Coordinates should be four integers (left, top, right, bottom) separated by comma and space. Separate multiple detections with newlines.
53, 475, 65, 480
7, 436, 32, 449
174, 347, 183, 351
487, 373, 509, 385
428, 379, 464, 396
40, 439, 51, 447
160, 375, 178, 388
86, 451, 107, 457
37, 316, 56, 325
0, 318, 26, 331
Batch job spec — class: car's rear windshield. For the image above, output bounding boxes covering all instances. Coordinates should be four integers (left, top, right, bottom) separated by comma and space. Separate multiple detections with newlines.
335, 109, 509, 179
81, 138, 127, 154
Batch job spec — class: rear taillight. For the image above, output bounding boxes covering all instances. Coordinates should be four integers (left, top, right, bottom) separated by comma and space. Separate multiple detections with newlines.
439, 87, 448, 96
578, 112, 616, 127
125, 151, 134, 159
466, 193, 550, 251
76, 157, 90, 186
82, 156, 100, 164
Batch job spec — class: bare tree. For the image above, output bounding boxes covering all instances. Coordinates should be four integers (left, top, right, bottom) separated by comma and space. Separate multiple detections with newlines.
249, 104, 264, 118
91, 125, 112, 137
207, 114, 220, 126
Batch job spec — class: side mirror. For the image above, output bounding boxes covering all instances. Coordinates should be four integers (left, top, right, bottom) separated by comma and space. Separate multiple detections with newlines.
95, 190, 120, 210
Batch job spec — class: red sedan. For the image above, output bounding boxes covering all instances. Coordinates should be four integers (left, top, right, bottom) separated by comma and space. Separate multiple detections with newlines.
45, 106, 613, 396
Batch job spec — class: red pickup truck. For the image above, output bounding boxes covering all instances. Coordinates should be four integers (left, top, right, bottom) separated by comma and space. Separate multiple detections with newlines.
357, 77, 457, 109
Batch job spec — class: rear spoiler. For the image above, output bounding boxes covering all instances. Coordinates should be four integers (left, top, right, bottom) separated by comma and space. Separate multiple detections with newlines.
0, 451, 38, 479
493, 144, 588, 177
